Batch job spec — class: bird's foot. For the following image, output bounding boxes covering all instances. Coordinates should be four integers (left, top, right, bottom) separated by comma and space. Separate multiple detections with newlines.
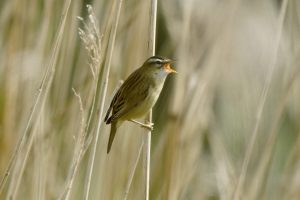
129, 119, 154, 131
140, 121, 154, 131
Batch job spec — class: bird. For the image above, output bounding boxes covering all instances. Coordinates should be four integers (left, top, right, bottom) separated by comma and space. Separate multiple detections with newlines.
104, 55, 177, 154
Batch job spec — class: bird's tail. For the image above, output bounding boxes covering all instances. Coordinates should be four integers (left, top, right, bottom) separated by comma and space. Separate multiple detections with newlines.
107, 122, 117, 154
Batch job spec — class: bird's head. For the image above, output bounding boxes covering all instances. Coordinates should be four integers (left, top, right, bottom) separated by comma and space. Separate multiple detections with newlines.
143, 56, 177, 77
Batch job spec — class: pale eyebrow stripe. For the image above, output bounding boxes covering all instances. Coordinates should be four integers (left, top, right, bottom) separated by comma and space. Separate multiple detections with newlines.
148, 57, 163, 63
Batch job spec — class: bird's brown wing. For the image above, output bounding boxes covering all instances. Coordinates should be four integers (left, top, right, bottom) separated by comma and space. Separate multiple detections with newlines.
104, 88, 122, 123
104, 69, 139, 123
105, 69, 149, 124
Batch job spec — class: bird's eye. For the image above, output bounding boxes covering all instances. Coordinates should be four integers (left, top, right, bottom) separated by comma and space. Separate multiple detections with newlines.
154, 61, 162, 65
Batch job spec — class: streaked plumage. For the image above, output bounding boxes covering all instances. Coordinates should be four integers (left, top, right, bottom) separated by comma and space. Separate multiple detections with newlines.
104, 56, 176, 153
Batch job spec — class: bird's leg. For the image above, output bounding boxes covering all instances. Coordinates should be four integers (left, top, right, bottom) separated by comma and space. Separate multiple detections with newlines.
128, 119, 154, 131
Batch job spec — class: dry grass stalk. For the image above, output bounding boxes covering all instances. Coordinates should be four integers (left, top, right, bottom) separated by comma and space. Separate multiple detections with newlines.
123, 141, 144, 200
233, 0, 289, 199
59, 88, 85, 200
83, 0, 124, 199
142, 0, 157, 199
0, 0, 300, 199
0, 0, 72, 196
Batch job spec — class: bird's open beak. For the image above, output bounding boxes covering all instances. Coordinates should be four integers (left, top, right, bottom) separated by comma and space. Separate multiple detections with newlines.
164, 59, 177, 74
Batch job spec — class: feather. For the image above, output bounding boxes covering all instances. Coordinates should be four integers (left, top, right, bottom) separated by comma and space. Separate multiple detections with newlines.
108, 68, 149, 122
107, 122, 117, 154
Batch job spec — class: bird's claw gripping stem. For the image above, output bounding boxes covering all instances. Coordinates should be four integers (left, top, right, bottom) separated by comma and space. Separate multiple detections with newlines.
140, 121, 154, 131
129, 119, 154, 131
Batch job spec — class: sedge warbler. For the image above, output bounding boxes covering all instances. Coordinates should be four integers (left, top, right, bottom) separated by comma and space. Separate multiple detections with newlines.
104, 56, 177, 153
